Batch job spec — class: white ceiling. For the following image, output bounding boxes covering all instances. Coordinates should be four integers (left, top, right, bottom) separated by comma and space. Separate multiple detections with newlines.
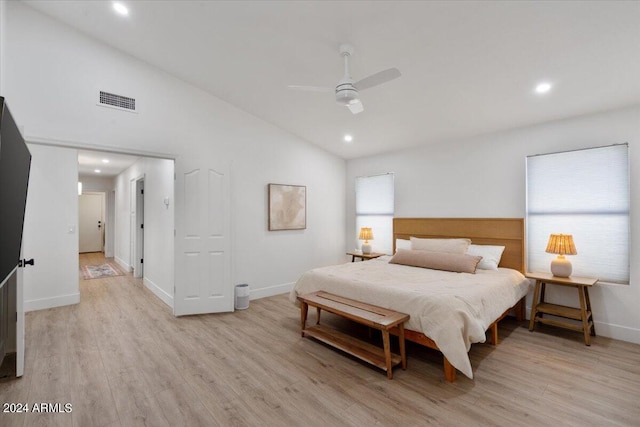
24, 1, 640, 159
77, 149, 139, 177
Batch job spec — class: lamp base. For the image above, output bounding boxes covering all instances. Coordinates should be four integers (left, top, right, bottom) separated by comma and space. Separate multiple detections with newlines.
361, 242, 372, 254
550, 255, 572, 277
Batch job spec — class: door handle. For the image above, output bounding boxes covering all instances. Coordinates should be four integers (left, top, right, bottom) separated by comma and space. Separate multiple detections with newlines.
19, 258, 35, 267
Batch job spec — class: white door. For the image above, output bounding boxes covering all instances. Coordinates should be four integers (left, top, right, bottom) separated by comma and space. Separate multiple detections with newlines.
174, 159, 232, 316
79, 193, 103, 253
16, 257, 24, 377
130, 179, 137, 269
0, 274, 7, 365
134, 179, 144, 278
104, 190, 116, 258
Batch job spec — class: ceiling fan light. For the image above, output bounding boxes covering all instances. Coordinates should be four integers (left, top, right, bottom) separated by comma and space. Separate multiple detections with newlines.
336, 88, 359, 105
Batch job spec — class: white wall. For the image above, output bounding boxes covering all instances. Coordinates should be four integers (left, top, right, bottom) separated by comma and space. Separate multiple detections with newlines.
4, 2, 346, 307
79, 174, 114, 193
113, 158, 174, 306
22, 144, 79, 311
0, 0, 5, 95
347, 106, 640, 344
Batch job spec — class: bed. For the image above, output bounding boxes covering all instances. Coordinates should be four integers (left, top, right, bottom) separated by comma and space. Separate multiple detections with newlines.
290, 218, 532, 382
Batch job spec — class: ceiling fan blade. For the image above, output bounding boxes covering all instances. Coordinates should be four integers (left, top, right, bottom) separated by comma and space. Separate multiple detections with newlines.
347, 99, 364, 114
287, 85, 333, 93
355, 68, 401, 91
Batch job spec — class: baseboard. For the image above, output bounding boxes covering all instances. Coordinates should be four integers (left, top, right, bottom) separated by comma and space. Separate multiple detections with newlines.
114, 256, 131, 272
592, 321, 640, 345
143, 277, 173, 309
524, 304, 640, 345
249, 282, 294, 300
25, 292, 80, 312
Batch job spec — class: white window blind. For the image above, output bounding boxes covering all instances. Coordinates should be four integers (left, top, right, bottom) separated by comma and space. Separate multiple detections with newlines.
526, 144, 629, 283
355, 173, 394, 254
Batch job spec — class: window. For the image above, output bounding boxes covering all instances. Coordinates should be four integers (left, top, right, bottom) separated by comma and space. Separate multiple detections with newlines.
526, 144, 629, 283
355, 173, 394, 254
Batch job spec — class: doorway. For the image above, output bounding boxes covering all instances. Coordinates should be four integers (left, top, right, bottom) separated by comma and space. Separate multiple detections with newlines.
79, 192, 105, 253
75, 149, 174, 309
132, 177, 145, 278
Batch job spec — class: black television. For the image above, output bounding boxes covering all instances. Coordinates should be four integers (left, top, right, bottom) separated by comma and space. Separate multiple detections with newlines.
0, 97, 31, 286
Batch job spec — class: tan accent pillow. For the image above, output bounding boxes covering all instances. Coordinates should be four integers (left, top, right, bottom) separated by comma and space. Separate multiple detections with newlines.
410, 237, 471, 254
389, 249, 482, 274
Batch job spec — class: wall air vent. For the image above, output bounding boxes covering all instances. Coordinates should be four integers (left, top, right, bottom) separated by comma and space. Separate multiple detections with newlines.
97, 91, 137, 112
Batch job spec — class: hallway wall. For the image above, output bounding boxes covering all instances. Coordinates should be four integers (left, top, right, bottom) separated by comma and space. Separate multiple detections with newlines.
114, 157, 174, 307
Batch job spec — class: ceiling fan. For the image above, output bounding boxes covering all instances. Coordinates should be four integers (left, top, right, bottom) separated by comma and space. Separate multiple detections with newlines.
288, 44, 401, 115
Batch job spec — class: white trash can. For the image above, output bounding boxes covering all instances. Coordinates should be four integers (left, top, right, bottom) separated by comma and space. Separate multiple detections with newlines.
235, 284, 250, 310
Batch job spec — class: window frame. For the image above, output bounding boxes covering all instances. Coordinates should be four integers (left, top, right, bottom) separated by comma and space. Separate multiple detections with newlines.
525, 144, 630, 284
355, 173, 395, 255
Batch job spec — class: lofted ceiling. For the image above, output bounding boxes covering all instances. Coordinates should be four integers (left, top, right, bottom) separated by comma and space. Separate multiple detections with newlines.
23, 1, 640, 159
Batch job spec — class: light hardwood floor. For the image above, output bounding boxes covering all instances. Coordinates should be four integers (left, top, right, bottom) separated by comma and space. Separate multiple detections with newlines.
1, 253, 639, 426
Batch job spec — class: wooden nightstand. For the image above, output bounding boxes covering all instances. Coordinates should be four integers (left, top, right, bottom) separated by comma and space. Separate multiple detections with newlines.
346, 252, 384, 262
527, 272, 598, 345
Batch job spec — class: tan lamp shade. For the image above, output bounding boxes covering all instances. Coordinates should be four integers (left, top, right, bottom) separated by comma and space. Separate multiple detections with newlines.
359, 227, 373, 254
545, 234, 577, 255
545, 234, 577, 277
358, 227, 374, 241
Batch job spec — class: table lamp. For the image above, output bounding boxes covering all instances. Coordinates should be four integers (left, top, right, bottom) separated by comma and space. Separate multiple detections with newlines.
359, 227, 374, 254
545, 234, 577, 277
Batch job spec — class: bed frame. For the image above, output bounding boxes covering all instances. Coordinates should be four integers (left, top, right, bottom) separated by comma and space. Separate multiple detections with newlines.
389, 218, 526, 382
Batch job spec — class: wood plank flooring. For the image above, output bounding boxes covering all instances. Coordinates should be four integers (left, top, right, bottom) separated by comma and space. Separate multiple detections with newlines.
1, 252, 639, 426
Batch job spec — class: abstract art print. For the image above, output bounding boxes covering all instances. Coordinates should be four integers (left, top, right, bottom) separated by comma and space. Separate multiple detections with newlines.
268, 184, 306, 230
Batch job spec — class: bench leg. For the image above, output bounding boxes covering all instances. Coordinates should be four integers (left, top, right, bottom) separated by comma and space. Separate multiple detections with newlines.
398, 324, 407, 370
300, 302, 308, 337
316, 307, 321, 325
382, 330, 393, 379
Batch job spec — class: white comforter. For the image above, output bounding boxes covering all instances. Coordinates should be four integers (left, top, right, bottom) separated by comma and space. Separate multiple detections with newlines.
290, 256, 532, 379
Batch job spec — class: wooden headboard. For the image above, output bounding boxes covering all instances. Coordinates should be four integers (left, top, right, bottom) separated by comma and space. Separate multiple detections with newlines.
393, 218, 525, 273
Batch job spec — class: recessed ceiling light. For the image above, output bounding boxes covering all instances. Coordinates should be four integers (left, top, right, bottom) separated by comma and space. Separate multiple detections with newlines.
344, 134, 353, 143
102, 159, 110, 164
113, 2, 129, 16
535, 82, 552, 94
94, 169, 101, 173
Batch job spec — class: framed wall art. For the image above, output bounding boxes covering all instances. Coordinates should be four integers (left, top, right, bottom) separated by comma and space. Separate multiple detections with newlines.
268, 183, 306, 231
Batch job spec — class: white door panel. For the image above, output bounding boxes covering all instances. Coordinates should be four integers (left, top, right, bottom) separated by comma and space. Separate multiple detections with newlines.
79, 193, 103, 253
16, 259, 23, 377
134, 178, 144, 278
174, 159, 232, 316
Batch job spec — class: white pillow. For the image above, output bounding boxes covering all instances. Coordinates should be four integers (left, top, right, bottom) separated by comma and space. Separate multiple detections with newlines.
410, 237, 471, 254
395, 238, 411, 252
466, 244, 505, 270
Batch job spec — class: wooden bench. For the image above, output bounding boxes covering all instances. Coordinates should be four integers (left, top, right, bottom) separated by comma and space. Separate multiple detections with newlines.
297, 291, 410, 379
